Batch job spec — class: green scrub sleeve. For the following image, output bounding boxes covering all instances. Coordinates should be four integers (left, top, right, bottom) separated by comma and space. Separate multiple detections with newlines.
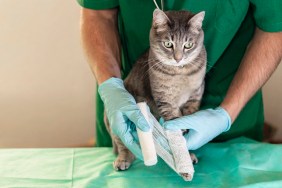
77, 0, 119, 10
250, 0, 282, 32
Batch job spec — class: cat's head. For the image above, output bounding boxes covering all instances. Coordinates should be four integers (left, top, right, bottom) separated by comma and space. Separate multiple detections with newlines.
150, 9, 205, 67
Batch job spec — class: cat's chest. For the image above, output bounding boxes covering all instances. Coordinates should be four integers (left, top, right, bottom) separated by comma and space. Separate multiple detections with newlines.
176, 85, 193, 107
173, 77, 197, 107
155, 75, 201, 106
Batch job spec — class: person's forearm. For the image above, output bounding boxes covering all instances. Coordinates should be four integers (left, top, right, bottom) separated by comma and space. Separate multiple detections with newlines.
80, 8, 121, 84
221, 28, 282, 122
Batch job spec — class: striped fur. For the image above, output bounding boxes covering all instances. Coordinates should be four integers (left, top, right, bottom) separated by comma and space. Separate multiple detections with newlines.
125, 9, 206, 120
106, 9, 206, 171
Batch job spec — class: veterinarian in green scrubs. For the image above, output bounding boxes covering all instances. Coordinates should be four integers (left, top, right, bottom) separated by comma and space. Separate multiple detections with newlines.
77, 0, 282, 149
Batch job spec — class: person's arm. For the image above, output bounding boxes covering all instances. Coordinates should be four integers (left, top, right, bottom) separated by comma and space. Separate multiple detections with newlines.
81, 8, 121, 84
164, 28, 282, 150
80, 8, 150, 160
221, 28, 282, 122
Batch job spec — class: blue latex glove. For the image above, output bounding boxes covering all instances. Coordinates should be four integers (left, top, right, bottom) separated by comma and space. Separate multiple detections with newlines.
98, 77, 150, 160
164, 107, 231, 150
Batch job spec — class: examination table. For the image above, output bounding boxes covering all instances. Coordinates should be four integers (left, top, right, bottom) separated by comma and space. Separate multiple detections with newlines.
0, 137, 282, 187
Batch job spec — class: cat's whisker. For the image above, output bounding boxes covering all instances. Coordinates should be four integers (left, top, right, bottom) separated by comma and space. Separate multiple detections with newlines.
189, 61, 203, 69
138, 59, 159, 71
146, 60, 163, 73
145, 58, 159, 62
193, 57, 213, 67
140, 60, 163, 81
192, 59, 213, 69
145, 59, 165, 74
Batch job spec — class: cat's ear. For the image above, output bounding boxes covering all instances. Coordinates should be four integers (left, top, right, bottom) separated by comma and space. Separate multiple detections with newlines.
188, 11, 205, 31
153, 9, 170, 32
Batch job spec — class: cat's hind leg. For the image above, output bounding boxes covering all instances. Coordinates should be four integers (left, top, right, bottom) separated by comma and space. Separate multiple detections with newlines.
180, 99, 201, 165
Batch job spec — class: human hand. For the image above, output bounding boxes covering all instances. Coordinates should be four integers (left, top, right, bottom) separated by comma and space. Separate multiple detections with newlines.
98, 77, 150, 160
164, 107, 231, 150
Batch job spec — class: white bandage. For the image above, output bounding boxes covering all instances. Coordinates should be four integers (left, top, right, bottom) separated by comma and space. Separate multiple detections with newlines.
137, 102, 158, 166
137, 102, 194, 181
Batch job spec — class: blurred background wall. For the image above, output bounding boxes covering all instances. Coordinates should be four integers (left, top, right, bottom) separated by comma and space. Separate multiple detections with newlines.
0, 0, 281, 147
0, 0, 95, 147
263, 65, 282, 141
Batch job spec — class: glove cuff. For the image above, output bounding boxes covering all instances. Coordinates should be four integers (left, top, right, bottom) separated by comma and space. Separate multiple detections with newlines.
99, 77, 123, 87
215, 107, 231, 132
98, 77, 124, 101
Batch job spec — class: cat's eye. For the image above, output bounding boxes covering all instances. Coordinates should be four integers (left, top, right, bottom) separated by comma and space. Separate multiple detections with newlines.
163, 41, 173, 48
184, 42, 194, 49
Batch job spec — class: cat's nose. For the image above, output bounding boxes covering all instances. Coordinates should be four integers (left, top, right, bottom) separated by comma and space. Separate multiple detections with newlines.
175, 57, 182, 63
174, 52, 183, 63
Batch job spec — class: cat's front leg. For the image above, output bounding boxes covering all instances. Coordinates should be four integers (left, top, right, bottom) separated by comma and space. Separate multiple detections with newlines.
179, 98, 201, 165
181, 99, 201, 116
181, 82, 204, 116
112, 135, 136, 171
156, 101, 182, 121
180, 98, 201, 135
104, 113, 135, 171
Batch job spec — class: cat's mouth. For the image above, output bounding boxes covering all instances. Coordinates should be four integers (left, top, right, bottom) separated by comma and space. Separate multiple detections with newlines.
161, 60, 189, 67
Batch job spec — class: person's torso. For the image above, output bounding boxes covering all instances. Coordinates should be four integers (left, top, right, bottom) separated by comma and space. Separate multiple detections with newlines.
106, 0, 264, 142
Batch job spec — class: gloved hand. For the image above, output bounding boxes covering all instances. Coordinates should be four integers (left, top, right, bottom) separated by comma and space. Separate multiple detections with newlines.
164, 107, 231, 150
98, 77, 150, 160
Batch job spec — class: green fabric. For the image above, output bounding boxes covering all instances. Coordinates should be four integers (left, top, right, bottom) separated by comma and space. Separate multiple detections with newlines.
77, 0, 119, 10
95, 88, 111, 147
250, 0, 282, 32
1, 138, 282, 187
76, 0, 282, 146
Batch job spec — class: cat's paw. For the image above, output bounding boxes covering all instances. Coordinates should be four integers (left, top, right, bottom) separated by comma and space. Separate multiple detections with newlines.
113, 158, 132, 171
190, 153, 198, 164
113, 152, 135, 171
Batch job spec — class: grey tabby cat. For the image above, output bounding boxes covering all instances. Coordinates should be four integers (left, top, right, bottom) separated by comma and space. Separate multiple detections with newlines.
105, 9, 206, 172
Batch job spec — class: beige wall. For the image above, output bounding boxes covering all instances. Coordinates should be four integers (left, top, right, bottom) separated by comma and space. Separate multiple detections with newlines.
0, 0, 95, 147
263, 63, 282, 140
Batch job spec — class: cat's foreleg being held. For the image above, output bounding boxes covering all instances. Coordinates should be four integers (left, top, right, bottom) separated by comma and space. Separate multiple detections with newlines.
181, 83, 204, 116
181, 99, 201, 116
180, 97, 203, 164
157, 102, 182, 121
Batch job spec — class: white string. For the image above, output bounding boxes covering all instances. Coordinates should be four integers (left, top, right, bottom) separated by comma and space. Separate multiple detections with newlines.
152, 0, 160, 10
153, 0, 164, 10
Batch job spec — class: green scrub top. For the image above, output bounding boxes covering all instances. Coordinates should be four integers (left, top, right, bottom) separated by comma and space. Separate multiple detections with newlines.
77, 0, 282, 147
